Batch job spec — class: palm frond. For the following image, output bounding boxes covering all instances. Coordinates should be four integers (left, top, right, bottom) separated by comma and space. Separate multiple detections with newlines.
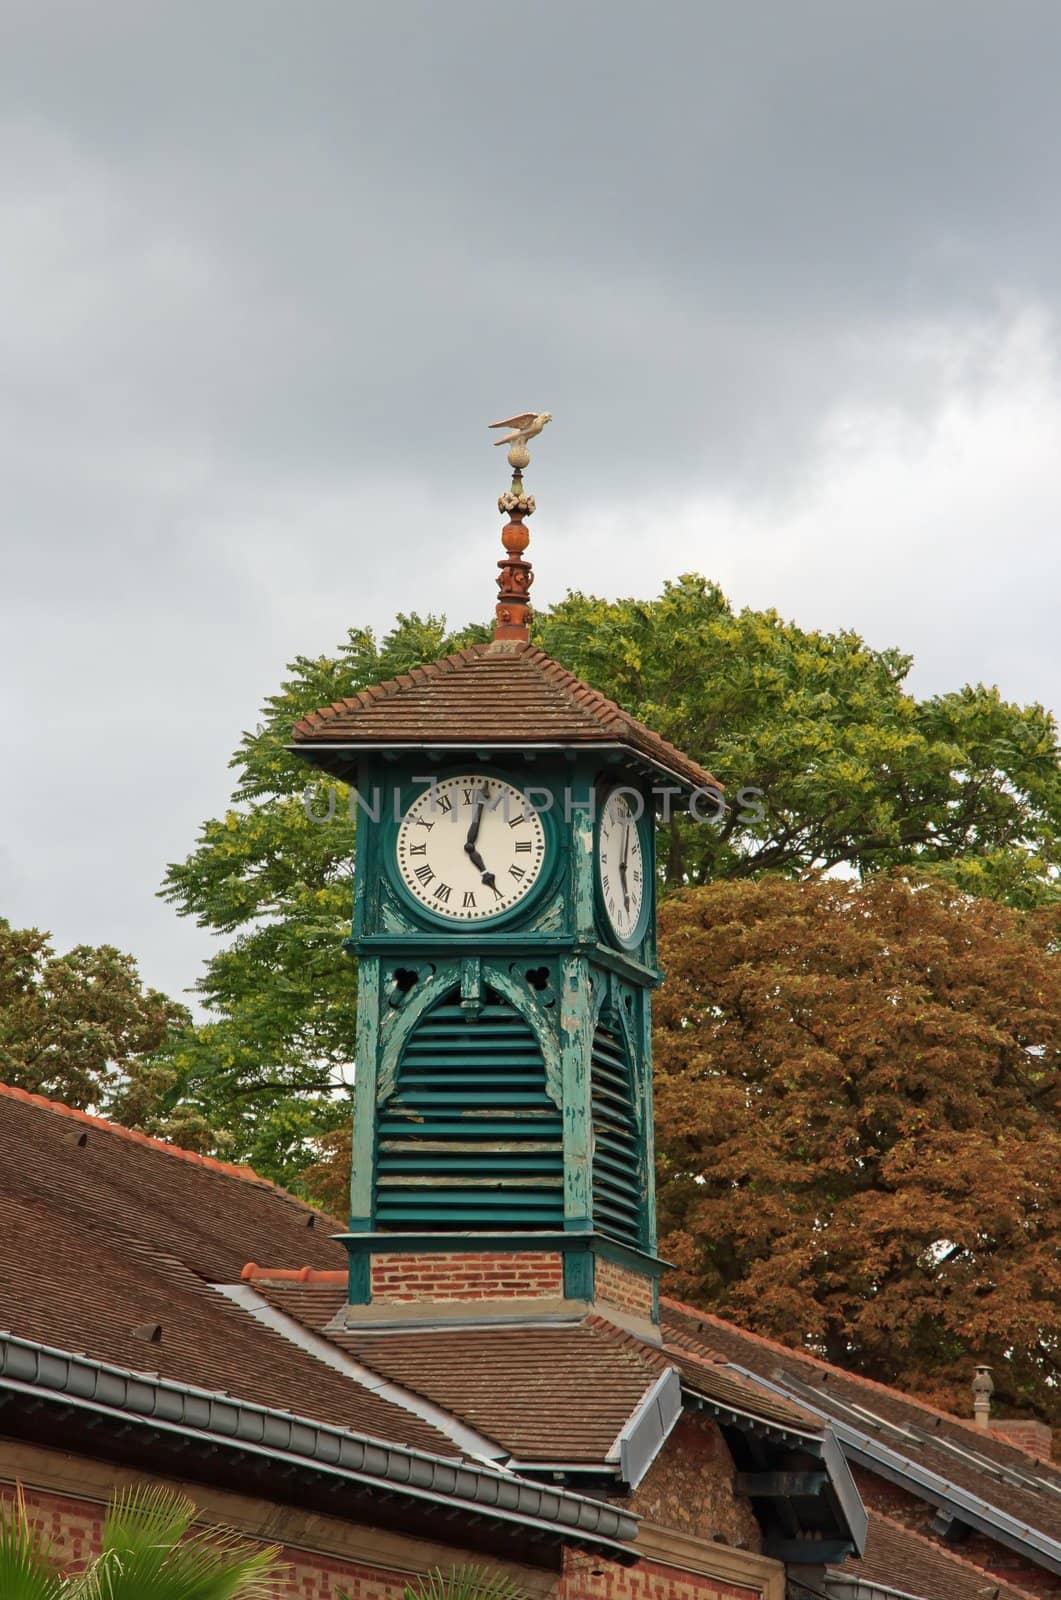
399, 1565, 527, 1600
71, 1487, 284, 1600
0, 1487, 64, 1600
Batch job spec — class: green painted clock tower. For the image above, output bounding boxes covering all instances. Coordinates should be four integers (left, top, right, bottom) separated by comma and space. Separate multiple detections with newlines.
292, 429, 719, 1338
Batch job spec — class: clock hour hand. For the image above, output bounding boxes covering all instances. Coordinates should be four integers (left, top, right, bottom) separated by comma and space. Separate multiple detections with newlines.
464, 841, 502, 899
465, 787, 501, 895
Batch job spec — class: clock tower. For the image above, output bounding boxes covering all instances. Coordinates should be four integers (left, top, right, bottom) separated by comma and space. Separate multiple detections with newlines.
292, 435, 719, 1339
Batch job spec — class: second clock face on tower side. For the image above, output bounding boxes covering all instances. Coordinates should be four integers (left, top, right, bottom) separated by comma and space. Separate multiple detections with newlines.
395, 775, 547, 922
598, 790, 646, 946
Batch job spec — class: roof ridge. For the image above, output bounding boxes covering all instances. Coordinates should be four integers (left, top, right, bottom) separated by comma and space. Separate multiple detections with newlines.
0, 1081, 278, 1192
661, 1296, 1057, 1464
864, 1509, 1044, 1600
583, 1312, 671, 1372
242, 1263, 346, 1284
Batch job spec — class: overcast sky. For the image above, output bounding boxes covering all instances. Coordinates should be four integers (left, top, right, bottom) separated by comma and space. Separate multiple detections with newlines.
3, 1, 1060, 1004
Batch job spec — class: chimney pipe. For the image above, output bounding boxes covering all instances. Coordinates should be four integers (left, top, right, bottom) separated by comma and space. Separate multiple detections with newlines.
972, 1364, 994, 1429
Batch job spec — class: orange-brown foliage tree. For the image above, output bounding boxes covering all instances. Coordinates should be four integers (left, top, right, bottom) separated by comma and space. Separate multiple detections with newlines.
654, 873, 1061, 1423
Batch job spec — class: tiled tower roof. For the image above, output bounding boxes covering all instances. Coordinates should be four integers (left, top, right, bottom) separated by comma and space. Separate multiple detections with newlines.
292, 639, 720, 794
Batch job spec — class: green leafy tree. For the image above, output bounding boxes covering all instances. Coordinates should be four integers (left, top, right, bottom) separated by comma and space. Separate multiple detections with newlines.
0, 919, 190, 1124
153, 578, 1061, 1186
0, 1484, 282, 1598
542, 579, 1061, 899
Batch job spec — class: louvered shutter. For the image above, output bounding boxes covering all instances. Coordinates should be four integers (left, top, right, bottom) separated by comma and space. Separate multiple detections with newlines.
590, 1013, 643, 1248
375, 986, 564, 1229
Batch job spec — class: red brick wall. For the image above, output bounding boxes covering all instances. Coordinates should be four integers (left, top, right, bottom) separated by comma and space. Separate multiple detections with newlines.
1, 1483, 432, 1598
1, 1482, 766, 1600
595, 1258, 654, 1321
562, 1550, 761, 1600
371, 1251, 564, 1303
853, 1468, 1061, 1599
989, 1420, 1054, 1460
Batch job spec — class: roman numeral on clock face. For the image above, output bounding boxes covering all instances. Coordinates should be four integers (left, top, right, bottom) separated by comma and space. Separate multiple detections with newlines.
397, 775, 547, 920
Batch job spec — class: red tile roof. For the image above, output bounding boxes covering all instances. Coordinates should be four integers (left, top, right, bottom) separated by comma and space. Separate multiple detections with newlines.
660, 1298, 1061, 1557
0, 1188, 453, 1456
291, 640, 720, 794
0, 1081, 269, 1186
0, 1080, 347, 1285
0, 1089, 459, 1452
254, 1283, 660, 1462
849, 1512, 1040, 1600
252, 1284, 824, 1463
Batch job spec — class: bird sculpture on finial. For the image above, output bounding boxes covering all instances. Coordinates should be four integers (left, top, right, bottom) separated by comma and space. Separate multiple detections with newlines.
489, 411, 552, 470
488, 412, 552, 643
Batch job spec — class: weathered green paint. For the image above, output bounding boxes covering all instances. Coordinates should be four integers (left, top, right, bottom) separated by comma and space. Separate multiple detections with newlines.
563, 1241, 595, 1301
349, 955, 381, 1227
342, 751, 665, 1318
347, 1248, 371, 1305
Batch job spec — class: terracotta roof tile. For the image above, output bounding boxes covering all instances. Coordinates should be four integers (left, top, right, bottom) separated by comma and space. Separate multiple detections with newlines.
291, 640, 720, 794
0, 1082, 269, 1187
843, 1511, 1040, 1600
254, 1286, 828, 1464
0, 1084, 346, 1287
0, 1193, 453, 1456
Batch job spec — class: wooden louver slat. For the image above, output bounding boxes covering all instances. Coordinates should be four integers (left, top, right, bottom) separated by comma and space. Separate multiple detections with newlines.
590, 1014, 642, 1249
375, 987, 564, 1230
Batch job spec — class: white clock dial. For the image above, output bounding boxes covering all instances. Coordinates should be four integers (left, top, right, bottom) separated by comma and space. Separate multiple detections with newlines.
396, 775, 547, 922
598, 791, 646, 944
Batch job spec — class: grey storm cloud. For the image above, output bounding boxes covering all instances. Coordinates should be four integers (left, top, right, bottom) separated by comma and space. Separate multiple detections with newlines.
2, 0, 1060, 999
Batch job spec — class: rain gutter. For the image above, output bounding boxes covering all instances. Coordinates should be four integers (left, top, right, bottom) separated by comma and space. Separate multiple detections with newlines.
0, 1332, 637, 1557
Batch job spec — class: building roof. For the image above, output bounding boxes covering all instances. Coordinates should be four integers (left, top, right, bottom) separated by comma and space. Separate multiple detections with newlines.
661, 1299, 1061, 1581
253, 1279, 824, 1465
0, 1080, 347, 1284
291, 639, 720, 794
841, 1511, 1040, 1600
0, 1084, 450, 1454
5, 1081, 1057, 1598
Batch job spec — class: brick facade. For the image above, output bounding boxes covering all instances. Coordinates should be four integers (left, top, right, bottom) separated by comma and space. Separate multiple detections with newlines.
1, 1483, 409, 1597
989, 1419, 1054, 1460
1, 1476, 773, 1600
562, 1551, 761, 1600
595, 1257, 654, 1321
370, 1250, 564, 1302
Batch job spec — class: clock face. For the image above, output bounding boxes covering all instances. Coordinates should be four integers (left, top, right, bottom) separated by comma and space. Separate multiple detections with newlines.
396, 775, 547, 922
598, 791, 646, 945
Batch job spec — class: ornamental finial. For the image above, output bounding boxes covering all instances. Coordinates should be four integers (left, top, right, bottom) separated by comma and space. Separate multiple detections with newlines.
488, 412, 552, 642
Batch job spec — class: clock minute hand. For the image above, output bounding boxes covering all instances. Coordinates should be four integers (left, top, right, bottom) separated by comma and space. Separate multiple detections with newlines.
618, 824, 631, 912
466, 792, 486, 848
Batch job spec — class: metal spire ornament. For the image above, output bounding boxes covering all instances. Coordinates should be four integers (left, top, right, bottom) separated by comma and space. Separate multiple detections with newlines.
488, 412, 552, 642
